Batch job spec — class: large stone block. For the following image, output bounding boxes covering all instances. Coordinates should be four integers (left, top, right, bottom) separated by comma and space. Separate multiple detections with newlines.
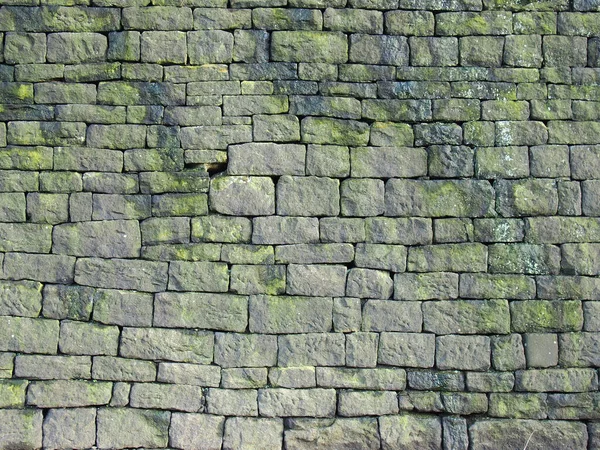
53, 220, 141, 258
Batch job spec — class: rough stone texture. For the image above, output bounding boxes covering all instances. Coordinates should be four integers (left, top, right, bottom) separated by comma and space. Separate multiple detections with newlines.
0, 0, 597, 445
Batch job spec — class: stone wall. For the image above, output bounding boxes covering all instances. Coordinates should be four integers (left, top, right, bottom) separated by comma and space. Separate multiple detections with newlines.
0, 0, 599, 448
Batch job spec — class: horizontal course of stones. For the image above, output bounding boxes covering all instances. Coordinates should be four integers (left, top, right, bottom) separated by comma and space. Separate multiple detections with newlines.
1, 0, 600, 448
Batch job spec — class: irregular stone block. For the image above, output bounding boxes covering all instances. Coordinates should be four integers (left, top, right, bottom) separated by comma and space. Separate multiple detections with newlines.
170, 413, 225, 450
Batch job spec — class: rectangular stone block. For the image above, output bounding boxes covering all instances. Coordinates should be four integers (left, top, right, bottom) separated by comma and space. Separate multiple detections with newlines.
516, 368, 598, 392
386, 179, 495, 217
470, 420, 587, 450
15, 355, 90, 380
157, 363, 220, 387
130, 383, 202, 412
278, 333, 345, 366
59, 321, 119, 356
0, 410, 42, 450
460, 273, 536, 299
92, 356, 156, 382
365, 217, 432, 245
97, 408, 170, 449
215, 332, 277, 368
155, 292, 248, 332
362, 99, 432, 122
378, 332, 435, 368
168, 261, 229, 292
120, 327, 214, 364
53, 220, 141, 259
271, 31, 347, 63
258, 388, 336, 417
394, 272, 458, 300
301, 117, 370, 146
75, 258, 167, 292
249, 295, 332, 333
362, 300, 421, 332
3, 253, 75, 284
206, 388, 258, 416
27, 380, 112, 408
350, 146, 427, 178
408, 243, 488, 272
511, 300, 583, 332
123, 6, 193, 30
423, 299, 510, 334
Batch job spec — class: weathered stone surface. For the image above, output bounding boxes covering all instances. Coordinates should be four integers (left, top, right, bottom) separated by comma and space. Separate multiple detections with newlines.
130, 383, 202, 412
285, 418, 380, 450
386, 180, 495, 217
229, 143, 305, 176
459, 273, 536, 299
250, 295, 332, 333
510, 300, 583, 332
277, 175, 340, 216
224, 417, 283, 450
272, 31, 348, 63
408, 243, 488, 272
470, 420, 588, 450
27, 380, 112, 408
92, 356, 155, 382
253, 216, 319, 244
215, 332, 277, 368
423, 300, 510, 334
407, 370, 465, 391
380, 415, 442, 450
43, 408, 96, 449
437, 335, 491, 371
59, 320, 119, 356
158, 363, 220, 386
351, 146, 427, 178
362, 300, 422, 332
75, 258, 167, 292
516, 368, 598, 392
259, 388, 336, 417
155, 292, 247, 331
302, 117, 370, 146
53, 220, 141, 258
169, 414, 224, 449
365, 217, 432, 245
0, 316, 58, 354
278, 333, 345, 366
394, 272, 458, 300
0, 410, 43, 450
97, 408, 170, 449
15, 355, 90, 380
378, 332, 435, 368
120, 327, 214, 364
